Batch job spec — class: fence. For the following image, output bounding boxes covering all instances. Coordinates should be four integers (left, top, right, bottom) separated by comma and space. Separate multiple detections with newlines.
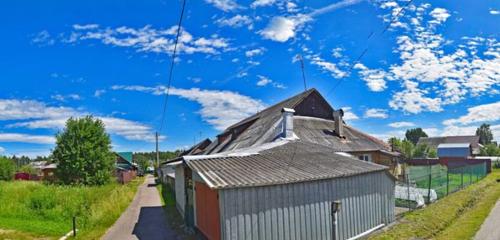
395, 162, 487, 210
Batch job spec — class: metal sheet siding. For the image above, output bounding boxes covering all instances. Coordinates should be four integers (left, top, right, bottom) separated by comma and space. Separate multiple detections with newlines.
219, 171, 394, 240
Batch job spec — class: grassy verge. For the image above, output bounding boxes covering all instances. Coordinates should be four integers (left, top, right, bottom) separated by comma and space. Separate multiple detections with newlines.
370, 168, 500, 240
0, 177, 143, 239
156, 181, 196, 240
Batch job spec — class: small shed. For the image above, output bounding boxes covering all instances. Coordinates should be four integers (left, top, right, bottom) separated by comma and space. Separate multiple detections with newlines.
177, 140, 395, 240
437, 143, 472, 158
115, 152, 137, 184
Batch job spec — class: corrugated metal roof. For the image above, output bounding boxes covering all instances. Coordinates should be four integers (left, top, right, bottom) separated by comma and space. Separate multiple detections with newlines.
186, 140, 387, 189
438, 143, 471, 148
201, 89, 391, 155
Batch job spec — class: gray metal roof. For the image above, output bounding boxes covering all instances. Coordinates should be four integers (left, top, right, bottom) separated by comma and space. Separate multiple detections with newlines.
294, 116, 390, 152
201, 89, 391, 155
186, 140, 388, 189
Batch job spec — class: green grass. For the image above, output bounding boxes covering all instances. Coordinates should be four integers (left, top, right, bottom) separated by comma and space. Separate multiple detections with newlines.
370, 168, 500, 240
0, 177, 143, 239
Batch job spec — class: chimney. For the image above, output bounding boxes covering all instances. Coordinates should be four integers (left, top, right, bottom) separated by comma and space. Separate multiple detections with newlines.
333, 109, 344, 138
281, 108, 295, 138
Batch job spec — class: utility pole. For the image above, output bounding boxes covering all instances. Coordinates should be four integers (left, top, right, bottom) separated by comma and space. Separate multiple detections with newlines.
155, 132, 160, 168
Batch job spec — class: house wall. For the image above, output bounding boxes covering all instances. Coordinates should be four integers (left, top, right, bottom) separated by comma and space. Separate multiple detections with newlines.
350, 151, 393, 166
175, 164, 186, 218
218, 171, 395, 240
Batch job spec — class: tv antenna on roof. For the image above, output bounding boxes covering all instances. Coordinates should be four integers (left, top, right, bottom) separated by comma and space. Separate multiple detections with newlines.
298, 55, 307, 91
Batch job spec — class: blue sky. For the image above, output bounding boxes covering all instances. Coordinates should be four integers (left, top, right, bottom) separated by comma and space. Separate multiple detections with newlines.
0, 0, 499, 157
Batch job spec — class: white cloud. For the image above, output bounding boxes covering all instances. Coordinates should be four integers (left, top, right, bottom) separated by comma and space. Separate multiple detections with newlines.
364, 108, 389, 119
260, 16, 303, 42
112, 85, 267, 131
0, 99, 159, 142
341, 107, 359, 121
354, 63, 391, 92
51, 94, 81, 102
388, 121, 415, 128
311, 56, 347, 79
94, 89, 106, 98
490, 10, 500, 15
0, 133, 55, 144
389, 81, 443, 114
443, 101, 500, 126
259, 0, 362, 42
363, 3, 500, 114
256, 75, 272, 86
251, 0, 276, 8
32, 30, 55, 46
72, 24, 99, 30
0, 146, 4, 153
205, 0, 240, 11
429, 8, 450, 23
64, 25, 230, 55
255, 75, 286, 89
245, 48, 266, 57
216, 15, 253, 28
0, 99, 77, 121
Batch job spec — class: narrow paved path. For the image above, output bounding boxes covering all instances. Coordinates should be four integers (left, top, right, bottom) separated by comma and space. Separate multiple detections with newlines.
474, 200, 500, 240
102, 175, 180, 240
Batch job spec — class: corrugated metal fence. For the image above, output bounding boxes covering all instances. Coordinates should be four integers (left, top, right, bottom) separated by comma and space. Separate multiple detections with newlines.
218, 171, 395, 240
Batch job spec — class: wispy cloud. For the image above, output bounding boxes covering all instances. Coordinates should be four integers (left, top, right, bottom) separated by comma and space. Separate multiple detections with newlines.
0, 133, 55, 144
112, 85, 267, 130
205, 0, 240, 11
388, 121, 415, 128
216, 15, 253, 28
31, 30, 55, 46
62, 25, 231, 55
1, 99, 159, 142
260, 0, 363, 42
51, 94, 81, 102
255, 75, 286, 89
364, 108, 388, 119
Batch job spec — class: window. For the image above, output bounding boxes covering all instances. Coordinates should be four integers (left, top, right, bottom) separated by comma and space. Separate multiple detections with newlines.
358, 154, 372, 162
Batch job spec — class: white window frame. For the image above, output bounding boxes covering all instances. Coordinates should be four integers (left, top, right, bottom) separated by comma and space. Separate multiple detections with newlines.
358, 154, 372, 162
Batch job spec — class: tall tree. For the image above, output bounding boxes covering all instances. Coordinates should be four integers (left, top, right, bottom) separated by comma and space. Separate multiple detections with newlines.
0, 156, 15, 181
405, 128, 428, 145
476, 124, 493, 145
53, 116, 115, 185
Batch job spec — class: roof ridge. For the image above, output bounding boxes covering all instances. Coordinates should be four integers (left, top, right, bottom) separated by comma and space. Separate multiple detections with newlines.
223, 88, 318, 132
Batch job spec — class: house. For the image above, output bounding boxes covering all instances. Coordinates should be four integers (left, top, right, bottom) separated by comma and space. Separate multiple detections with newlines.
115, 152, 137, 184
437, 143, 472, 158
164, 89, 396, 240
418, 135, 482, 156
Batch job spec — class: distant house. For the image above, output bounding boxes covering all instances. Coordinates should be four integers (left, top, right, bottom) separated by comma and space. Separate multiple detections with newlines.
115, 152, 137, 184
163, 89, 396, 240
437, 143, 472, 158
418, 135, 482, 156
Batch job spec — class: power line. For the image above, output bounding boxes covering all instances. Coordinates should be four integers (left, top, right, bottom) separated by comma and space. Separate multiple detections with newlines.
326, 0, 414, 96
158, 0, 187, 133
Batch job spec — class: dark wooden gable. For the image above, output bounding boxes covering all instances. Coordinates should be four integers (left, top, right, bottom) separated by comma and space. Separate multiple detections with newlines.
294, 90, 334, 120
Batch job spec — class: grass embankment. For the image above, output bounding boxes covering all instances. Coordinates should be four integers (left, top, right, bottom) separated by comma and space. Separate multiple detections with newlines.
0, 177, 143, 239
370, 168, 500, 240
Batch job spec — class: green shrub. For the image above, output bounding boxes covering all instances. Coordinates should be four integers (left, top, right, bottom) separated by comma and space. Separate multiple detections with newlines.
0, 156, 15, 180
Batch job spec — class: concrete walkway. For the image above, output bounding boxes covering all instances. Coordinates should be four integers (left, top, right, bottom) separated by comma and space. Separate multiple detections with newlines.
474, 200, 500, 240
102, 175, 180, 240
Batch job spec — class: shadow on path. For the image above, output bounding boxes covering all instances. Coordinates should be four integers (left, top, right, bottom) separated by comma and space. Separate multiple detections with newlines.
132, 206, 178, 240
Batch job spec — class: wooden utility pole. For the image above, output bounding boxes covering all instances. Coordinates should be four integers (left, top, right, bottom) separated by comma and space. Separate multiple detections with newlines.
156, 132, 160, 168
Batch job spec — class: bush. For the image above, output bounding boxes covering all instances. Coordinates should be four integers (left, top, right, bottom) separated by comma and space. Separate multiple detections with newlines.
53, 116, 115, 186
18, 164, 36, 175
0, 156, 15, 181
